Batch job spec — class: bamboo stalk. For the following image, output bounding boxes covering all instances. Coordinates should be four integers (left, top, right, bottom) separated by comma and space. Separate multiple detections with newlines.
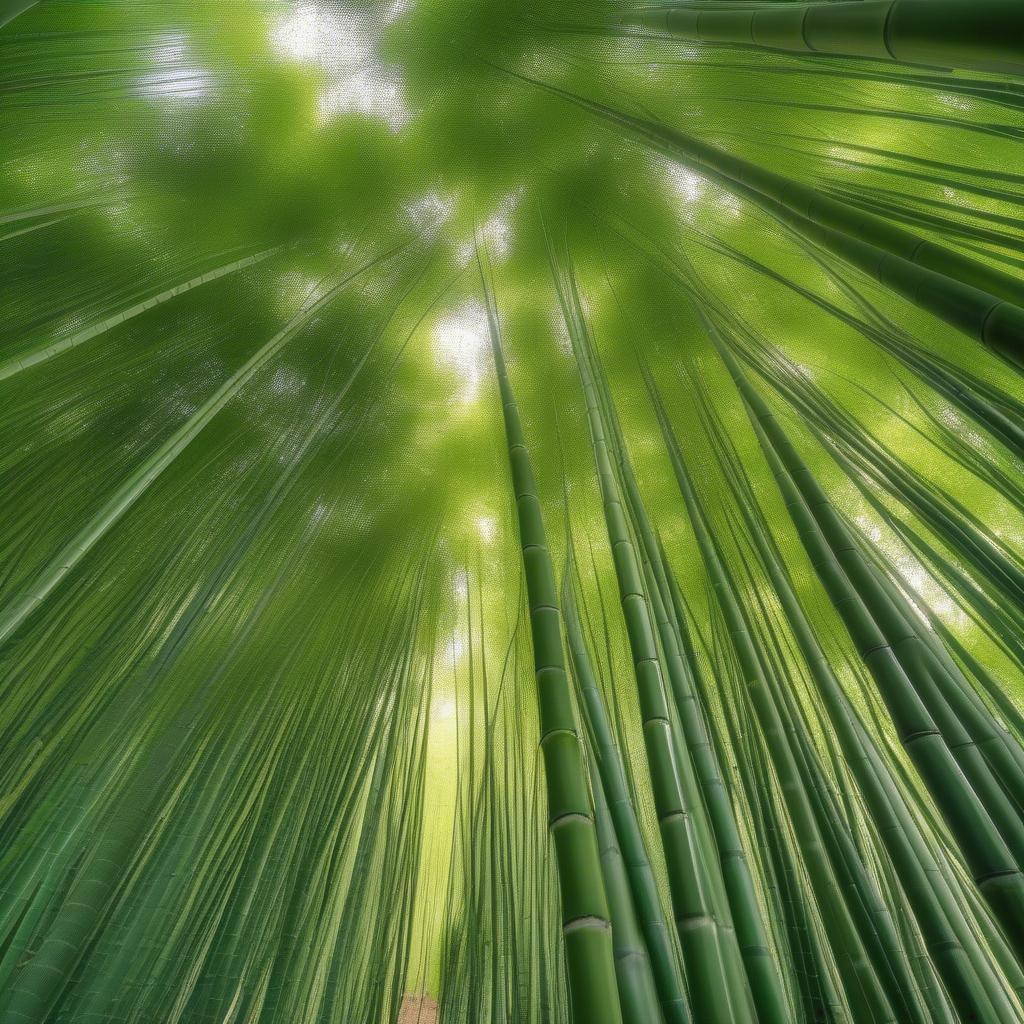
551, 250, 743, 1024
481, 261, 622, 1024
620, 1, 1024, 77
564, 556, 692, 1024
512, 72, 1024, 361
596, 381, 791, 1024
575, 638, 670, 1024
0, 0, 38, 29
713, 336, 1024, 965
642, 362, 897, 1022
697, 383, 1022, 1021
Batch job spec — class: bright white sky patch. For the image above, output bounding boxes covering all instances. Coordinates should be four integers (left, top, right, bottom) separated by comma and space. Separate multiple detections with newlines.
271, 5, 369, 64
433, 300, 489, 404
434, 698, 456, 721
476, 515, 496, 544
480, 212, 512, 258
274, 271, 322, 313
479, 189, 523, 259
139, 32, 217, 104
444, 634, 466, 665
270, 2, 410, 130
666, 163, 705, 204
405, 192, 454, 232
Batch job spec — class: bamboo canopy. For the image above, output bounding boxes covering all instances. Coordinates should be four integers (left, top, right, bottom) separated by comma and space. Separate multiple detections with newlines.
0, 2, 1022, 1022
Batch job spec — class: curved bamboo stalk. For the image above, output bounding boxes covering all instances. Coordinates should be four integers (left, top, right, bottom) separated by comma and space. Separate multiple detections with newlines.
592, 357, 791, 1024
567, 577, 671, 1024
725, 513, 936, 1024
696, 383, 1023, 1020
0, 246, 284, 382
620, 1, 1024, 77
0, 0, 37, 29
685, 222, 1024, 459
721, 337, 1024, 867
0, 241, 408, 649
590, 754, 667, 1024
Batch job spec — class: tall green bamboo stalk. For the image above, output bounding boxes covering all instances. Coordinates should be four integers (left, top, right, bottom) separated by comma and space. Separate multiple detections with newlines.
511, 72, 1024, 362
589, 748, 667, 1024
641, 362, 897, 1023
683, 222, 1024, 458
551, 249, 744, 1024
694, 379, 1022, 1021
563, 554, 671, 1024
563, 551, 692, 1024
589, 346, 791, 1024
645, 247, 1024, 875
711, 334, 1024, 966
481, 261, 622, 1024
0, 0, 37, 29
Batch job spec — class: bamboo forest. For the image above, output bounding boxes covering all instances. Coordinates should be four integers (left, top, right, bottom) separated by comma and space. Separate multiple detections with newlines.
3, 1, 1024, 1021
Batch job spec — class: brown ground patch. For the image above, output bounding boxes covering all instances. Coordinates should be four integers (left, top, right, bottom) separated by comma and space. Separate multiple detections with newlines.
397, 993, 439, 1024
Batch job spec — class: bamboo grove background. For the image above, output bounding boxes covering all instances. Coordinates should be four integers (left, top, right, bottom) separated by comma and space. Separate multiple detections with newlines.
1, 1, 1023, 1022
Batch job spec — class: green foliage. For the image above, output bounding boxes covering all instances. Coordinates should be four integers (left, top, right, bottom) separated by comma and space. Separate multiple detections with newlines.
0, 1, 1022, 1022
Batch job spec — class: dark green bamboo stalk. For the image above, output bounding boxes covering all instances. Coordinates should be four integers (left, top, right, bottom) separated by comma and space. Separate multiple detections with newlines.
589, 750, 667, 1024
725, 522, 935, 1024
669, 219, 1024, 661
717, 335, 1024, 812
0, 242, 410, 651
682, 221, 1024, 459
566, 582, 671, 1024
720, 337, 1024, 866
481, 268, 622, 1024
712, 336, 1024, 966
551, 253, 743, 1024
697, 385, 1022, 1022
733, 330, 1024, 626
859, 533, 1024, 766
0, 533, 428, 1022
563, 557, 692, 1024
642, 365, 898, 1023
815, 447, 1024, 818
709, 608, 846, 1023
664, 256, 1024, 851
0, 1, 37, 29
593, 368, 791, 1024
620, 1, 1024, 77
